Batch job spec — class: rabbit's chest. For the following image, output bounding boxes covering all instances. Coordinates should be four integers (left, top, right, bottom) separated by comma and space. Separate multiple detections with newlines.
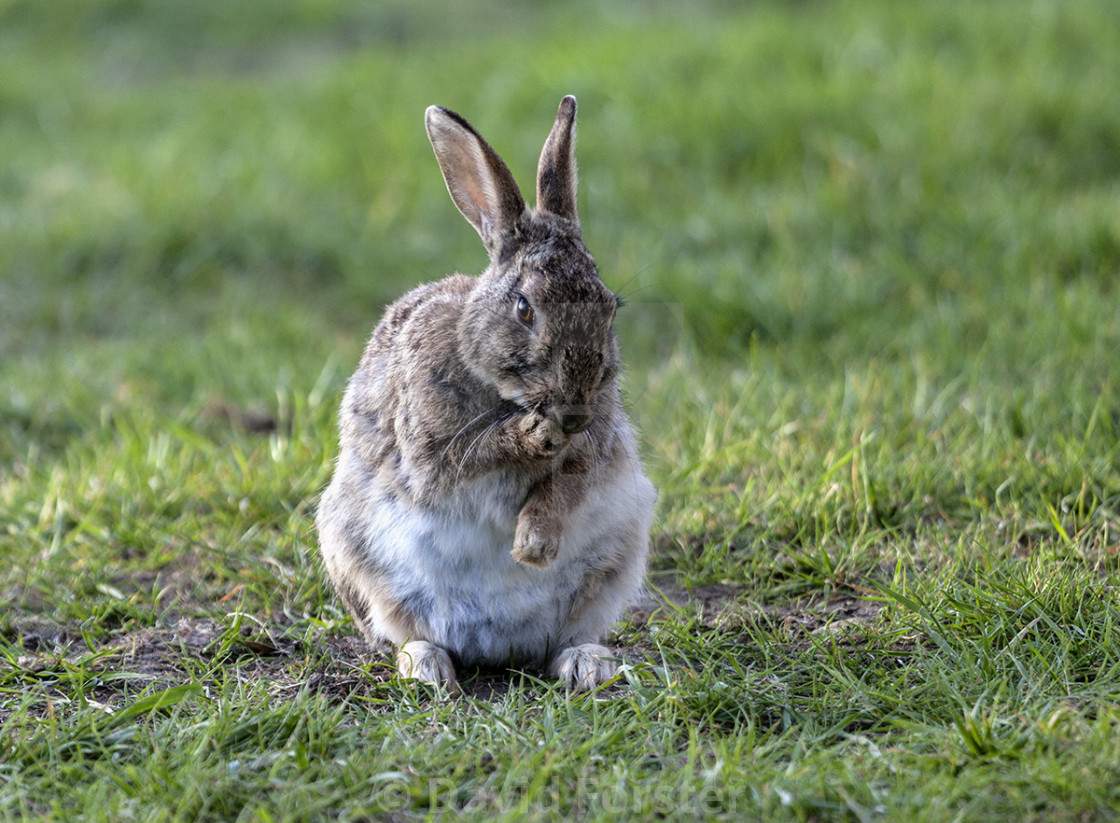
442, 470, 528, 530
404, 540, 576, 666
382, 475, 579, 663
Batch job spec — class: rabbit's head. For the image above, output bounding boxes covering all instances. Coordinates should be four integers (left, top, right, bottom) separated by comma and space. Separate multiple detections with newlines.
426, 96, 620, 437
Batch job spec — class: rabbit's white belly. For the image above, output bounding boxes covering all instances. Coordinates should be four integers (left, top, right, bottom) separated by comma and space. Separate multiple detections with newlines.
363, 468, 649, 666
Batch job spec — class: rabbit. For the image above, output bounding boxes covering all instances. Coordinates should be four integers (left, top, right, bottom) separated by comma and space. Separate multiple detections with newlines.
315, 95, 656, 694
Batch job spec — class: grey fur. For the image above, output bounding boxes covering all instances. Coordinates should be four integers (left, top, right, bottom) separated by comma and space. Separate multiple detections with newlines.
315, 96, 656, 693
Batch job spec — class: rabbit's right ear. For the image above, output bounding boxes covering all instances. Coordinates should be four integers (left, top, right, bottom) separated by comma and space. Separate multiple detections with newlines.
426, 106, 528, 259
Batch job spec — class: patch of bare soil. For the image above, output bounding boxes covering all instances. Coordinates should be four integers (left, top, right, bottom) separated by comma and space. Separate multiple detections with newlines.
1, 584, 884, 710
1, 617, 393, 719
633, 579, 882, 632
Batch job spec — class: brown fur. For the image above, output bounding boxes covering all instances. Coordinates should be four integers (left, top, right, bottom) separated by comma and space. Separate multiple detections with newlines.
315, 96, 656, 692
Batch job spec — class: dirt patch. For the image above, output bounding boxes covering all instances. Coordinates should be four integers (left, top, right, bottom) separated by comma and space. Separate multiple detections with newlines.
633, 579, 882, 632
0, 617, 390, 719
1, 584, 885, 712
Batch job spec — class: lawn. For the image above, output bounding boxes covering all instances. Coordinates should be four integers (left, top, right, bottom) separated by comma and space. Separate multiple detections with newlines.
2, 0, 1120, 819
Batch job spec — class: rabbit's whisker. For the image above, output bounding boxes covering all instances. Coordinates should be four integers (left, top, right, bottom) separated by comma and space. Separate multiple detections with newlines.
441, 403, 505, 462
456, 417, 505, 479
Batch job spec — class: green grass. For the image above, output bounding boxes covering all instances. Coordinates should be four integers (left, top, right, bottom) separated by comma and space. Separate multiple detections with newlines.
3, 0, 1120, 819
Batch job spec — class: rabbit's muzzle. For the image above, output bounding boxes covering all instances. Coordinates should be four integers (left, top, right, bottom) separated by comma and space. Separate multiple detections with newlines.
555, 405, 593, 435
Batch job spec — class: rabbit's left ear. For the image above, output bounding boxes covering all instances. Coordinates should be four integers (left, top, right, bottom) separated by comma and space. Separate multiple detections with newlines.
536, 95, 579, 225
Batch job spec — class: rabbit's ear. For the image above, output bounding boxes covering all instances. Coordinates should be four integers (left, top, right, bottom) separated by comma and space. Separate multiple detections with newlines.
426, 105, 528, 258
535, 95, 579, 225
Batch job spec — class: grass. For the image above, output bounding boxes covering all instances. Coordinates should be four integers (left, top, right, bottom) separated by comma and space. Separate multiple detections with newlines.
2, 0, 1120, 819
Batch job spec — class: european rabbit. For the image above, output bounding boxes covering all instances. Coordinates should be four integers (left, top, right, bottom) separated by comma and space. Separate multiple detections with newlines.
316, 96, 655, 692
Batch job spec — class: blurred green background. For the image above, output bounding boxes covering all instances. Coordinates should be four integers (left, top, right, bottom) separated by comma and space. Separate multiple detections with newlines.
6, 0, 1117, 410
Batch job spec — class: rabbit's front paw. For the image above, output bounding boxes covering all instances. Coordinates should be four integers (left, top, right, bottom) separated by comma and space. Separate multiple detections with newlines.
511, 513, 562, 568
519, 410, 569, 459
547, 644, 617, 691
396, 640, 460, 696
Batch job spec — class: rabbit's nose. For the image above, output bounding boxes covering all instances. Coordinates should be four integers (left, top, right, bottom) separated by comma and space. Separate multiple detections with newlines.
557, 407, 592, 434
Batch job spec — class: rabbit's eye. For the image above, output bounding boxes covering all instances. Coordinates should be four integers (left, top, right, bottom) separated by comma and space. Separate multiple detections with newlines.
515, 295, 535, 327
